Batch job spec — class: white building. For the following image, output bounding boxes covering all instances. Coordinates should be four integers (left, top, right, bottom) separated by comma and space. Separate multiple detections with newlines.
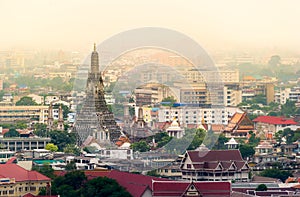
224, 84, 242, 106
275, 87, 300, 105
182, 69, 239, 83
45, 95, 60, 105
158, 106, 243, 126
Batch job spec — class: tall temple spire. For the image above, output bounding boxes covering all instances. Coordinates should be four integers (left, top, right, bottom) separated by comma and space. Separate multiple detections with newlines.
91, 43, 99, 73
74, 44, 121, 146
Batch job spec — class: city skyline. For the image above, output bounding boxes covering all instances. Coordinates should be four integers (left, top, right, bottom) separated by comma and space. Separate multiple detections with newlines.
1, 0, 300, 55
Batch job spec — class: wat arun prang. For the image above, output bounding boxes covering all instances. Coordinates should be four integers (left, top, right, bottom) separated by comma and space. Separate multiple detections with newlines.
74, 44, 121, 146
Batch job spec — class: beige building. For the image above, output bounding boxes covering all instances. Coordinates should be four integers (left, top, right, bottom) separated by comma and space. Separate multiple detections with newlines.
182, 69, 239, 83
0, 105, 49, 123
0, 161, 51, 196
224, 84, 242, 106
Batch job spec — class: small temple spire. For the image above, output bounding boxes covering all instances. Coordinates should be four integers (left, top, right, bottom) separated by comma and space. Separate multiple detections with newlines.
94, 43, 96, 51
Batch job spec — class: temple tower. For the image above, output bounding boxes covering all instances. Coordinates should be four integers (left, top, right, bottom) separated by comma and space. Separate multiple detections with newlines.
74, 44, 121, 145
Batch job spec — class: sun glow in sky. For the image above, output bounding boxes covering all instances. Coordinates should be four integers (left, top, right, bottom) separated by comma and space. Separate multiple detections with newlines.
1, 0, 300, 53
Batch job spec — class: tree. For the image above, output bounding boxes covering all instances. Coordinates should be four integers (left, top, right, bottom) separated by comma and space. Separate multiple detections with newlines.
32, 163, 55, 179
187, 128, 206, 150
34, 123, 48, 137
256, 184, 268, 191
80, 177, 132, 197
268, 55, 281, 67
239, 144, 255, 159
63, 144, 81, 156
260, 168, 293, 182
212, 134, 228, 150
282, 128, 295, 144
146, 170, 160, 177
131, 141, 150, 152
45, 143, 58, 152
51, 171, 87, 196
49, 130, 76, 151
161, 96, 177, 106
280, 100, 297, 117
65, 161, 76, 171
4, 128, 20, 137
248, 131, 260, 146
149, 132, 172, 148
16, 96, 38, 106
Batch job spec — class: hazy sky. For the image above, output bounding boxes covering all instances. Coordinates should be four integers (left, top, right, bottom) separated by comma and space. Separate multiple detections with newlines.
1, 0, 300, 53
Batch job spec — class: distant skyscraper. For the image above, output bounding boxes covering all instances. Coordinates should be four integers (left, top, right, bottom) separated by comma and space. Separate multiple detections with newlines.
74, 44, 121, 145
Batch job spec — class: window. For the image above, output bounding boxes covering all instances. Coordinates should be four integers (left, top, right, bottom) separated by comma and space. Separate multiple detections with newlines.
187, 164, 191, 169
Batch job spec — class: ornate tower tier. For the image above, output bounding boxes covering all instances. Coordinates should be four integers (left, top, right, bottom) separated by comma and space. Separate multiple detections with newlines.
74, 44, 121, 146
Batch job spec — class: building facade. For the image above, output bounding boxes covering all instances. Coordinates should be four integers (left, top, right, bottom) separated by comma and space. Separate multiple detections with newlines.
0, 137, 51, 152
181, 149, 250, 182
158, 106, 242, 126
0, 161, 51, 196
0, 106, 49, 123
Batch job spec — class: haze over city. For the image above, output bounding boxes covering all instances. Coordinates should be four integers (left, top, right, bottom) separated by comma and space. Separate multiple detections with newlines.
1, 1, 300, 197
1, 0, 300, 55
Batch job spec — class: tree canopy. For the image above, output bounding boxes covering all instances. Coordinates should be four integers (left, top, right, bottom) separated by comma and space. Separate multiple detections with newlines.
49, 171, 132, 197
45, 143, 58, 152
16, 96, 38, 106
4, 128, 20, 138
260, 169, 293, 182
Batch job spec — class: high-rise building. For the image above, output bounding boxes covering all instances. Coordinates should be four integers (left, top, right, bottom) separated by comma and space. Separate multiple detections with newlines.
74, 44, 121, 145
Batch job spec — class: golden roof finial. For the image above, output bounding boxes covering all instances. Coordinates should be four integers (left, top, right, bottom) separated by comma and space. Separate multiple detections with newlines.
94, 43, 96, 51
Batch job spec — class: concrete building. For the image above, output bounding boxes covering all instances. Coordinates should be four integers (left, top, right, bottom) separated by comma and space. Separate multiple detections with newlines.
0, 105, 49, 123
241, 82, 275, 104
0, 137, 51, 152
182, 69, 239, 83
158, 106, 242, 126
224, 84, 242, 106
275, 86, 300, 105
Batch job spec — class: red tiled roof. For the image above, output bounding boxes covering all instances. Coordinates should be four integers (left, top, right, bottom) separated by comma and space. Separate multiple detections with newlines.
253, 116, 298, 125
55, 170, 169, 197
0, 163, 51, 182
152, 180, 231, 197
22, 194, 59, 197
187, 149, 244, 163
0, 128, 9, 135
84, 170, 110, 180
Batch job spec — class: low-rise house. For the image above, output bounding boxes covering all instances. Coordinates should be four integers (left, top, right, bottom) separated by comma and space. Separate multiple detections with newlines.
253, 116, 299, 138
254, 141, 277, 163
0, 158, 51, 197
181, 149, 250, 182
